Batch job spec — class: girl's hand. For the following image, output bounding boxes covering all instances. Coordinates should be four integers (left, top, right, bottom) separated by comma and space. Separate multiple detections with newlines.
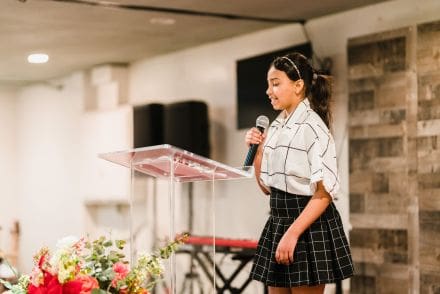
245, 127, 265, 147
275, 232, 298, 265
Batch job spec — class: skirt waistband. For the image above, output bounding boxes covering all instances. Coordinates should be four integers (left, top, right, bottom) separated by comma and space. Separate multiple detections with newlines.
270, 187, 311, 218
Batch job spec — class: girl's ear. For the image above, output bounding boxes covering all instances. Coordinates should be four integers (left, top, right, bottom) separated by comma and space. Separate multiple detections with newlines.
294, 79, 305, 95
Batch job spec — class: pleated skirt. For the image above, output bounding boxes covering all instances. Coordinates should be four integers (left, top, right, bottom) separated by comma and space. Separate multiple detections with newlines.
250, 187, 354, 287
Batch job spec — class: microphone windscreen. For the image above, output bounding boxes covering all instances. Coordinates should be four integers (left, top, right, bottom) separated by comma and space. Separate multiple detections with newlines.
256, 115, 270, 130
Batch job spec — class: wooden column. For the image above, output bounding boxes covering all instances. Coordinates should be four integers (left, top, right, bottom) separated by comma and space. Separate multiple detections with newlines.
348, 27, 415, 294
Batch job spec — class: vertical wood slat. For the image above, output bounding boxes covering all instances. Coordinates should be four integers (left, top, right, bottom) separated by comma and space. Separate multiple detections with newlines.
406, 24, 419, 294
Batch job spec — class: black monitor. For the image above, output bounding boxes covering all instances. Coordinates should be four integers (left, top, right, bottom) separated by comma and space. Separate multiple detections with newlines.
236, 43, 312, 129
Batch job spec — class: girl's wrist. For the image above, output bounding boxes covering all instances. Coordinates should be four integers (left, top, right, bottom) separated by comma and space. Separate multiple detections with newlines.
287, 226, 301, 239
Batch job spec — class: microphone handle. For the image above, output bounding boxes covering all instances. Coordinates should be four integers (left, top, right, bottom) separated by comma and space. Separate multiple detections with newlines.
243, 126, 265, 167
244, 144, 259, 167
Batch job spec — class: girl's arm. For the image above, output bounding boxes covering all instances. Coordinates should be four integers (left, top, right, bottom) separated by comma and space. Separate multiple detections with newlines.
253, 144, 270, 195
245, 127, 270, 195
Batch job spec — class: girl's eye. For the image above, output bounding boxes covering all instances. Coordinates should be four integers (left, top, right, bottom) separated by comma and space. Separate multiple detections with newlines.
272, 83, 279, 87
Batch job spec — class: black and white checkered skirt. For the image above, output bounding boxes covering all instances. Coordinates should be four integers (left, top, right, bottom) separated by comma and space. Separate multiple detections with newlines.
250, 187, 354, 287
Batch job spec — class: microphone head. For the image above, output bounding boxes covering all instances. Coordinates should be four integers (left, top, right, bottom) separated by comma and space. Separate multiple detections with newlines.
256, 115, 270, 130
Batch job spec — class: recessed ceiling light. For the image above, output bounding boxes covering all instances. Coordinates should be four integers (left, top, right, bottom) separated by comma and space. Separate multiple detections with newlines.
27, 53, 49, 64
149, 17, 176, 25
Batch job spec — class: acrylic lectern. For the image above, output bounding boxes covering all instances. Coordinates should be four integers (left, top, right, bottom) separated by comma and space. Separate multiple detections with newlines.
99, 144, 252, 293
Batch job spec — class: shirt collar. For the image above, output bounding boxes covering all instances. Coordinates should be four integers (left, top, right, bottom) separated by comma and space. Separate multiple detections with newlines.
272, 98, 310, 128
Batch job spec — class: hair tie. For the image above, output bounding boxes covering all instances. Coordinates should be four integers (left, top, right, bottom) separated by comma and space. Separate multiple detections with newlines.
312, 72, 318, 85
280, 56, 302, 80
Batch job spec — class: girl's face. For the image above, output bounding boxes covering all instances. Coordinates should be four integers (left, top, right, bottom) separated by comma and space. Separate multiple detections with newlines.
266, 66, 304, 114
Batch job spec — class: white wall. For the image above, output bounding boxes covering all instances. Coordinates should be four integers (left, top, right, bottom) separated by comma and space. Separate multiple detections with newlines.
0, 85, 18, 254
3, 0, 439, 288
15, 74, 85, 271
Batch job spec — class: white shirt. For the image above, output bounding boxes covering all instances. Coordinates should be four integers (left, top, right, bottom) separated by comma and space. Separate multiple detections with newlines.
260, 98, 340, 199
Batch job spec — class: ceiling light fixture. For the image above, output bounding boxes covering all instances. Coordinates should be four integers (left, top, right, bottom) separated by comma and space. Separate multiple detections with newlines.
149, 17, 176, 25
27, 53, 49, 64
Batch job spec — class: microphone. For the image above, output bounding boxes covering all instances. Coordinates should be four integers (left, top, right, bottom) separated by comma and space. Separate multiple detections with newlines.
244, 115, 270, 167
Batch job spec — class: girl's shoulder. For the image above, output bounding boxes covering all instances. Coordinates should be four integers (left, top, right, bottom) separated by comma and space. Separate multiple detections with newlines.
298, 109, 330, 138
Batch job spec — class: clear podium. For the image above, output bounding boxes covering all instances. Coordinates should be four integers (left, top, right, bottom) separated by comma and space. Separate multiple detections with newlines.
99, 144, 253, 293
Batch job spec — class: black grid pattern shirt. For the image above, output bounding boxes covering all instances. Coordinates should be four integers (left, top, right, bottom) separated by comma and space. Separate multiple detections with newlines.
260, 98, 340, 199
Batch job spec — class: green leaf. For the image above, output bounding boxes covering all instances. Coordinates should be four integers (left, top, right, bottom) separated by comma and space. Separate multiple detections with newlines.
91, 289, 107, 294
103, 240, 113, 247
0, 278, 12, 289
102, 267, 115, 279
115, 240, 126, 250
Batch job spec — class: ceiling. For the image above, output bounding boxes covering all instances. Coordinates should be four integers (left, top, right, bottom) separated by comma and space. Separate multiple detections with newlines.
0, 0, 388, 84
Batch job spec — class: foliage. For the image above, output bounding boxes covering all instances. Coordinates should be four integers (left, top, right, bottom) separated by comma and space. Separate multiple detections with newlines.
0, 235, 186, 294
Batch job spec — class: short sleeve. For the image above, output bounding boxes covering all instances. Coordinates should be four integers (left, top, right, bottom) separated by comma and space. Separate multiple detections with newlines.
306, 127, 340, 199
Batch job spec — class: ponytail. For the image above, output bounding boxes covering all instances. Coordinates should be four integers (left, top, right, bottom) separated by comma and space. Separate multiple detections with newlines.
309, 73, 332, 128
272, 52, 333, 128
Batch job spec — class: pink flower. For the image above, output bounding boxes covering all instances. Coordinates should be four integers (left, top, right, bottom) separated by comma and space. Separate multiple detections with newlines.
111, 262, 129, 287
75, 275, 99, 294
30, 267, 44, 286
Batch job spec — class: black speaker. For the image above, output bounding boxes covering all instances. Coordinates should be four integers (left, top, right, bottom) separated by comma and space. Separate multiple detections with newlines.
133, 103, 165, 148
164, 101, 210, 157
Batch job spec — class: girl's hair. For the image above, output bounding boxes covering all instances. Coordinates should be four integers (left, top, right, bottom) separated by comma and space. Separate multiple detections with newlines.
271, 52, 332, 128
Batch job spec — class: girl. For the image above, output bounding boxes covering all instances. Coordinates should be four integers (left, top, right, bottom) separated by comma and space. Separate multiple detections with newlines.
246, 52, 354, 294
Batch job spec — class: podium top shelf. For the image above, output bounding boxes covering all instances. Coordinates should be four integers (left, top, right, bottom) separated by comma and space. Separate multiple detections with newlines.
99, 144, 253, 183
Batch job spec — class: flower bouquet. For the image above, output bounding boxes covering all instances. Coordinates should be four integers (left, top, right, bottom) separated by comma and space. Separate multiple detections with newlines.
0, 235, 186, 294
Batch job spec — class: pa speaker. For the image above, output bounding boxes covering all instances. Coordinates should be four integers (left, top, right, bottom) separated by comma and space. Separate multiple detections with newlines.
133, 103, 164, 148
164, 101, 210, 157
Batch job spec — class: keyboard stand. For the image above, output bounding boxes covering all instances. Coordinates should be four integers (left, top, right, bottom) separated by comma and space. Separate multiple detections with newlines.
178, 239, 258, 293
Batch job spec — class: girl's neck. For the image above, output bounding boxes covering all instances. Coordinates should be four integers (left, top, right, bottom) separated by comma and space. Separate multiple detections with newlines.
284, 98, 304, 116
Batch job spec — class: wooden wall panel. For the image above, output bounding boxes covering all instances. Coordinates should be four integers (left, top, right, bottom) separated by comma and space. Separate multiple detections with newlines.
348, 27, 415, 293
348, 20, 440, 293
417, 20, 440, 294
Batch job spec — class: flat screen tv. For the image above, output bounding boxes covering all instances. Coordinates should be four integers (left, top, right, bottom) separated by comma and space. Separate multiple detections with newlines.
236, 43, 312, 129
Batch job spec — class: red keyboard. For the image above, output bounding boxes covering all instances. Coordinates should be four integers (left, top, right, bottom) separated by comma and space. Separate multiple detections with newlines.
184, 235, 258, 249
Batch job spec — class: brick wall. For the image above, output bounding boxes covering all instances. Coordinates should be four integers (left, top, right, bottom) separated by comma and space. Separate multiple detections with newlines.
348, 20, 440, 293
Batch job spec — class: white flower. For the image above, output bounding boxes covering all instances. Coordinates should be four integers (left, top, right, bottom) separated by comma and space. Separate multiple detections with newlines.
55, 236, 79, 250
49, 236, 79, 273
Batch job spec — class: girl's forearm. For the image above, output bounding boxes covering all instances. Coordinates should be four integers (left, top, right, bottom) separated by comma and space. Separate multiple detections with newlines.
254, 145, 270, 194
287, 182, 332, 238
